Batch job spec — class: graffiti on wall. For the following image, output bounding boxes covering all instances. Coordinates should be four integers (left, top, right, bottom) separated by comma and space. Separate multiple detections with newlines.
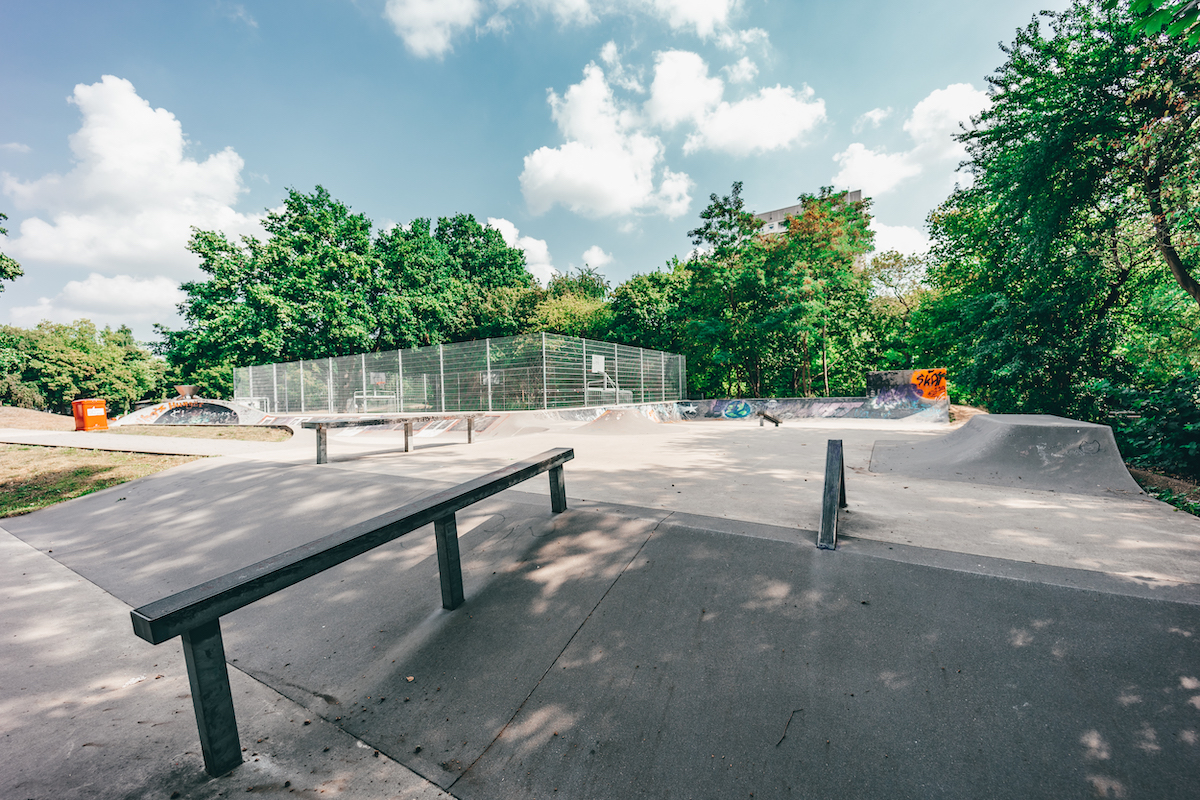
685, 369, 951, 423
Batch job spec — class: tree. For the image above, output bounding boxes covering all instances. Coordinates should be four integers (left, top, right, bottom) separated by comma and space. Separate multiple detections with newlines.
1106, 0, 1200, 45
0, 212, 23, 291
915, 0, 1200, 415
1, 321, 166, 414
964, 1, 1200, 308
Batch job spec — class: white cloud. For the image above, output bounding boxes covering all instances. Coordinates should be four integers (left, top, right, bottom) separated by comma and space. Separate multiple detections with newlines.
684, 84, 826, 156
487, 217, 556, 285
871, 222, 930, 256
831, 143, 921, 197
832, 83, 988, 197
599, 40, 645, 93
715, 26, 768, 53
853, 107, 891, 133
385, 0, 762, 58
2, 75, 263, 278
383, 0, 484, 58
722, 56, 758, 84
520, 63, 692, 218
1, 142, 31, 154
219, 2, 258, 28
649, 0, 739, 39
11, 273, 185, 328
581, 244, 612, 267
645, 50, 723, 129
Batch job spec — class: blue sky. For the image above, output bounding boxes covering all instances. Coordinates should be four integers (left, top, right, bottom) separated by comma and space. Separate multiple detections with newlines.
0, 0, 1069, 340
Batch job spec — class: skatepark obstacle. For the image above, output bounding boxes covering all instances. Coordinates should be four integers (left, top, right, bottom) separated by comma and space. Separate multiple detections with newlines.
129, 447, 574, 777
817, 439, 848, 550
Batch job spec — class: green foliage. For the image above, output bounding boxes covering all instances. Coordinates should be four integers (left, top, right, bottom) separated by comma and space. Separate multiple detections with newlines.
547, 265, 609, 300
915, 0, 1200, 419
608, 263, 688, 353
680, 183, 876, 397
0, 212, 23, 290
158, 187, 536, 389
1093, 373, 1200, 479
1105, 0, 1200, 45
0, 321, 167, 414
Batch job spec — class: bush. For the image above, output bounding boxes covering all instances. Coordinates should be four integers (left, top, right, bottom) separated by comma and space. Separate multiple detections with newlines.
1093, 374, 1200, 481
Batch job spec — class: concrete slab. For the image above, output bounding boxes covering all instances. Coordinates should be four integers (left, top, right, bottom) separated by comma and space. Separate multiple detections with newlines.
0, 526, 449, 800
6, 413, 1200, 798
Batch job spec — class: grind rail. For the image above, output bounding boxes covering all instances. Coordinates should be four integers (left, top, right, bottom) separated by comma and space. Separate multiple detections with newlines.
129, 447, 574, 777
817, 439, 848, 550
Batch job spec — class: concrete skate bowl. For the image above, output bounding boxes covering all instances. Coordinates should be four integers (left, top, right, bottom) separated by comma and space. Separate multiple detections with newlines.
870, 414, 1143, 496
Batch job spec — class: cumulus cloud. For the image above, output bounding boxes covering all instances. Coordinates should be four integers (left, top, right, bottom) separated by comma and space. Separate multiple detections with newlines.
685, 84, 826, 156
853, 107, 891, 132
11, 273, 186, 329
487, 217, 556, 285
384, 0, 760, 58
645, 50, 723, 129
2, 75, 263, 277
722, 56, 758, 84
581, 244, 613, 267
871, 222, 930, 256
520, 63, 693, 218
832, 83, 988, 197
384, 0, 484, 58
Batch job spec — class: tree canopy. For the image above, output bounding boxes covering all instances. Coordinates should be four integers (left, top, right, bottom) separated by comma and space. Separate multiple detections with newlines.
0, 212, 23, 291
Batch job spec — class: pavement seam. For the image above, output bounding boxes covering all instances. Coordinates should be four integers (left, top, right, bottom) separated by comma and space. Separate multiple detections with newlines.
447, 509, 675, 791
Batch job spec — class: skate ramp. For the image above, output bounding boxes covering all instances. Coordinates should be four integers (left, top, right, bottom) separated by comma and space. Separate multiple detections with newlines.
870, 413, 1142, 496
576, 408, 670, 435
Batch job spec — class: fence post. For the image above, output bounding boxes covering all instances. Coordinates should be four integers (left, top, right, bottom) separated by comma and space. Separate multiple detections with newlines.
299, 360, 305, 412
542, 332, 548, 409
640, 349, 644, 403
247, 365, 253, 404
361, 353, 368, 409
397, 349, 404, 413
439, 344, 446, 412
327, 358, 334, 413
180, 619, 242, 776
272, 363, 278, 414
660, 351, 665, 403
486, 338, 492, 412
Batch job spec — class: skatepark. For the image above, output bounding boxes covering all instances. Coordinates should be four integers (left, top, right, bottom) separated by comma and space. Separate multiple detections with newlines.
3, 406, 1199, 798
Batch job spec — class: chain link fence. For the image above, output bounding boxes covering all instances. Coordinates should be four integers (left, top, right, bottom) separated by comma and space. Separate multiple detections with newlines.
233, 333, 686, 415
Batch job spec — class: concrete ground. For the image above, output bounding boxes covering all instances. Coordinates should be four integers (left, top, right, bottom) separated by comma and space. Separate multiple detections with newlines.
2, 410, 1199, 798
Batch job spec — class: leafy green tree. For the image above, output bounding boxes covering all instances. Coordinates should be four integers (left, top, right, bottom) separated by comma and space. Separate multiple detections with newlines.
1, 321, 165, 414
0, 212, 23, 290
916, 0, 1200, 416
1106, 0, 1200, 45
608, 262, 689, 354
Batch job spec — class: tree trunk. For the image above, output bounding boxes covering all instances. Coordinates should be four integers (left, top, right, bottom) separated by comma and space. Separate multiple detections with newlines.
1147, 176, 1200, 308
821, 319, 829, 397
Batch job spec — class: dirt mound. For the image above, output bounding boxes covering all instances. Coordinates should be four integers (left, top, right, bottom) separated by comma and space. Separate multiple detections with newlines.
0, 406, 75, 431
576, 409, 668, 435
870, 413, 1142, 496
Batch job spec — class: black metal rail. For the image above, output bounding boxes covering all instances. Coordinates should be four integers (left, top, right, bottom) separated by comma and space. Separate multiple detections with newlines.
816, 439, 847, 550
300, 415, 479, 464
130, 447, 574, 777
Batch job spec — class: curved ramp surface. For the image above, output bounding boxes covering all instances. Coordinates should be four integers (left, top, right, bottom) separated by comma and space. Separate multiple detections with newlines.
870, 413, 1142, 495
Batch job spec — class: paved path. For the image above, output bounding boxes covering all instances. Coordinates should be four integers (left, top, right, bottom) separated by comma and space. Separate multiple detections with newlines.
0, 427, 309, 457
2, 416, 1199, 798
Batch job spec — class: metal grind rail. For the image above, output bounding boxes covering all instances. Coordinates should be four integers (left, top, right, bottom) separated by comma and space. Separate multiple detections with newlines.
817, 439, 848, 550
129, 447, 574, 777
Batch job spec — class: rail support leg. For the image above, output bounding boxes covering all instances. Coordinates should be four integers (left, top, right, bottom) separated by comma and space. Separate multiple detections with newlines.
181, 619, 242, 777
817, 439, 847, 550
404, 420, 412, 453
434, 514, 465, 610
315, 426, 328, 465
467, 416, 474, 444
549, 465, 567, 513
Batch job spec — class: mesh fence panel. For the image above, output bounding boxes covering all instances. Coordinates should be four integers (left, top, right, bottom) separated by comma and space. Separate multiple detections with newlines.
232, 333, 684, 414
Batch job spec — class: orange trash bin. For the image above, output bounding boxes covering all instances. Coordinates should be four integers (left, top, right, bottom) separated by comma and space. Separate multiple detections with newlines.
72, 398, 109, 431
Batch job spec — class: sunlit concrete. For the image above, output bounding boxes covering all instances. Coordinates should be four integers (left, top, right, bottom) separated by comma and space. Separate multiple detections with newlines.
3, 409, 1200, 797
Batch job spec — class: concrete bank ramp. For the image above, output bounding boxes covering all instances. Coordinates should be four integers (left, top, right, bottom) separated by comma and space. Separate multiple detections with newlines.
870, 413, 1142, 495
